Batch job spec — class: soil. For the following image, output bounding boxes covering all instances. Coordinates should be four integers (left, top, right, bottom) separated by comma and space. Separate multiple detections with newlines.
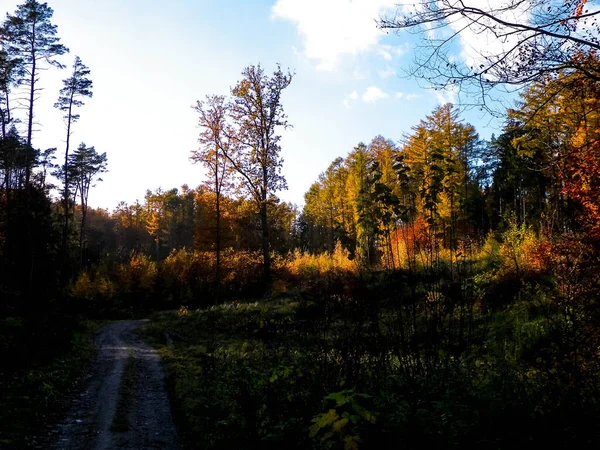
49, 320, 179, 450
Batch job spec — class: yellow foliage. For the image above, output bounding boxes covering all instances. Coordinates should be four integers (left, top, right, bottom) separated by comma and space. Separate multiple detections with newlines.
117, 253, 157, 295
498, 221, 544, 276
71, 271, 115, 300
285, 243, 356, 277
177, 305, 190, 317
71, 272, 94, 299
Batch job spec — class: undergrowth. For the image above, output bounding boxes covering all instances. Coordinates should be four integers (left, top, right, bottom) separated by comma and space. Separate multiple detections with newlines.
0, 319, 102, 449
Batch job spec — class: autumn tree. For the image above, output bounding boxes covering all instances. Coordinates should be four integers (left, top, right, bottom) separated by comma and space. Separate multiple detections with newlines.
2, 0, 68, 187
223, 64, 293, 286
113, 200, 153, 257
379, 0, 600, 110
192, 95, 233, 296
393, 104, 481, 270
501, 66, 600, 236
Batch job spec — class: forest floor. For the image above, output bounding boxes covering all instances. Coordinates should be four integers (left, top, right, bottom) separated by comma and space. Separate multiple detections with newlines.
45, 320, 179, 450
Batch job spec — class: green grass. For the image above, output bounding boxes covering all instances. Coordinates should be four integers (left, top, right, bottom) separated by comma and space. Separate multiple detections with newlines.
139, 298, 328, 449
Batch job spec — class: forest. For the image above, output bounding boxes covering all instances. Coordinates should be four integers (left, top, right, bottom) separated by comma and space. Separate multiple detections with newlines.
2, 0, 600, 449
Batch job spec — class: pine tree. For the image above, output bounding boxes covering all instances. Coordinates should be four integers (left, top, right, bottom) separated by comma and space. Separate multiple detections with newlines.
67, 142, 107, 268
54, 56, 93, 265
3, 0, 68, 187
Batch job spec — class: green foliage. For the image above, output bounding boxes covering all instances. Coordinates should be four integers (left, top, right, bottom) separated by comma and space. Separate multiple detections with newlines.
309, 390, 377, 449
139, 235, 600, 448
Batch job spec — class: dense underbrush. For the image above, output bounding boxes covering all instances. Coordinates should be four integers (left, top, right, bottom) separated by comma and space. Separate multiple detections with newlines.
0, 316, 101, 448
138, 230, 600, 448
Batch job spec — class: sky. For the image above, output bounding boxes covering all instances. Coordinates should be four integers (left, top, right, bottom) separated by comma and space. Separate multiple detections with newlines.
2, 0, 506, 210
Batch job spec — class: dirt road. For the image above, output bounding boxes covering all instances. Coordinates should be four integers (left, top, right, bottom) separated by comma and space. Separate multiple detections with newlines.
50, 320, 179, 450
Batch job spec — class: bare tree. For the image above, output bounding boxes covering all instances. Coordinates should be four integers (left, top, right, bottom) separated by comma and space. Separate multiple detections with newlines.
379, 0, 600, 110
191, 95, 233, 299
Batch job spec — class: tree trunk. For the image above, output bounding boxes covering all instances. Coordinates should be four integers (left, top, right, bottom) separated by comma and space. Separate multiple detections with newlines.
0, 105, 6, 138
25, 50, 36, 291
215, 168, 221, 303
260, 200, 271, 289
80, 195, 86, 270
61, 103, 73, 278
25, 56, 35, 188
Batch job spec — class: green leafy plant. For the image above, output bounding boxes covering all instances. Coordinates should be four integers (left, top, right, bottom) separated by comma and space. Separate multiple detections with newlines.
309, 390, 377, 450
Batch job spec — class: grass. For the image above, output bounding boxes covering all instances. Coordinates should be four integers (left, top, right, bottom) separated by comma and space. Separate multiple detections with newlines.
138, 258, 600, 450
139, 298, 326, 449
111, 353, 139, 432
0, 319, 104, 449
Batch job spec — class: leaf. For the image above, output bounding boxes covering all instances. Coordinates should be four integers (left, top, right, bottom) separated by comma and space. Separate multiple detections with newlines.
332, 417, 349, 432
343, 435, 361, 450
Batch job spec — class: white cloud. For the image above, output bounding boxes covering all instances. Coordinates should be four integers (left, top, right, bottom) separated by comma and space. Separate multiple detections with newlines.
272, 0, 397, 71
377, 48, 393, 61
395, 92, 404, 99
409, 1, 533, 79
343, 90, 359, 108
432, 86, 458, 105
405, 93, 420, 100
379, 44, 409, 59
362, 86, 388, 103
378, 66, 396, 78
353, 66, 369, 80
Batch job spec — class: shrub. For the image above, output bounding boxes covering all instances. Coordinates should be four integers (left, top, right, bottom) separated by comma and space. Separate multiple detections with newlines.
282, 244, 357, 299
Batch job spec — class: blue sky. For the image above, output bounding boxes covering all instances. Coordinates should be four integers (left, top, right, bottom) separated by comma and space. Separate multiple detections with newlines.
2, 0, 505, 210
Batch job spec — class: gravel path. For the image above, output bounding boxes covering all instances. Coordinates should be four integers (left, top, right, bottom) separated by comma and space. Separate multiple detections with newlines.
50, 320, 179, 450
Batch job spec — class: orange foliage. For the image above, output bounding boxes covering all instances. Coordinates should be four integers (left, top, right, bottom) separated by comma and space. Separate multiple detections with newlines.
575, 0, 588, 18
391, 217, 432, 265
563, 138, 600, 239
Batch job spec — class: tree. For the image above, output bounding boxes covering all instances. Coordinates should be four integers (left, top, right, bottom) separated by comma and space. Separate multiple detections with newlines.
54, 56, 93, 266
67, 142, 107, 268
2, 0, 68, 186
379, 0, 600, 110
396, 104, 480, 271
0, 126, 27, 191
501, 67, 600, 236
192, 95, 232, 298
223, 64, 293, 286
346, 143, 377, 264
0, 48, 21, 139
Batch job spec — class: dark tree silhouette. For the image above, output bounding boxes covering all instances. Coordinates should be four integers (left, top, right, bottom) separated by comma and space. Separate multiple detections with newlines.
0, 49, 21, 139
2, 0, 68, 187
54, 56, 93, 267
67, 142, 107, 268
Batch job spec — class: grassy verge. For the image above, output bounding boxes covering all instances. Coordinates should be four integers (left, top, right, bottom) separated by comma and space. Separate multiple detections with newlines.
139, 298, 326, 449
111, 353, 139, 432
0, 320, 104, 449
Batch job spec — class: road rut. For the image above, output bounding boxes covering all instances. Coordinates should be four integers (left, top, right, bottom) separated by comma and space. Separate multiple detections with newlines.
50, 320, 179, 450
